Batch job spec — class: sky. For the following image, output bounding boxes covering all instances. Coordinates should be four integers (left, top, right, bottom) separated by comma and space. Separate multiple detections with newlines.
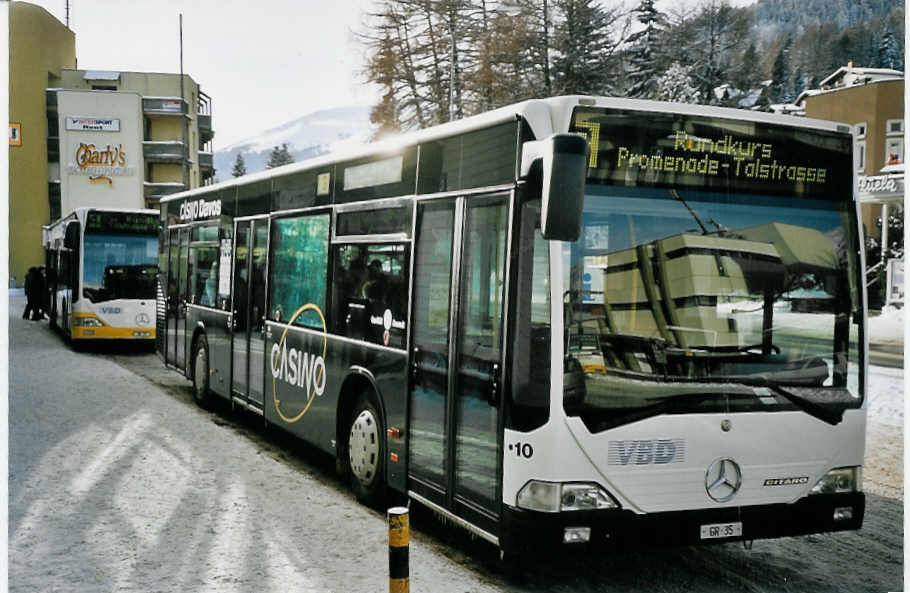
25, 0, 381, 148
23, 0, 757, 150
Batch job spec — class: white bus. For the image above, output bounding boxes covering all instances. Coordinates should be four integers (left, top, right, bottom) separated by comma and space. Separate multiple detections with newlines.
158, 96, 866, 553
43, 207, 159, 344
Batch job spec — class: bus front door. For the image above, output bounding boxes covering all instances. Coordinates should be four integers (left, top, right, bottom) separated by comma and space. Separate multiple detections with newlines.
231, 218, 268, 409
409, 193, 510, 537
166, 228, 190, 370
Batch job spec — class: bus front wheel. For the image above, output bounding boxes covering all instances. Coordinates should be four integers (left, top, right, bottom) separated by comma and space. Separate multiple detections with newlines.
192, 336, 213, 408
347, 394, 386, 506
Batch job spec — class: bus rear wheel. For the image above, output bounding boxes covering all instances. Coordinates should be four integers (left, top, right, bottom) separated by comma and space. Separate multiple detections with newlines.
192, 336, 213, 408
347, 394, 385, 506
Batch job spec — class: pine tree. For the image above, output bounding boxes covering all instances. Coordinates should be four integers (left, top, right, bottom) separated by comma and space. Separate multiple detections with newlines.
625, 0, 667, 99
877, 29, 902, 70
266, 143, 294, 169
552, 0, 625, 96
770, 35, 793, 103
231, 152, 247, 178
655, 62, 701, 103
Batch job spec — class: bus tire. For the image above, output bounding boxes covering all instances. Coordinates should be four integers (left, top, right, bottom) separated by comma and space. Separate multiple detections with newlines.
347, 393, 386, 506
192, 335, 213, 408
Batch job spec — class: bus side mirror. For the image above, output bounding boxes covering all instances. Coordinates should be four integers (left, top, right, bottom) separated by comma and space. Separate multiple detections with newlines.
63, 221, 80, 250
520, 133, 588, 242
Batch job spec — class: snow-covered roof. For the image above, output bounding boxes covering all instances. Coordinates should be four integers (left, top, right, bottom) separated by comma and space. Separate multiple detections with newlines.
819, 66, 904, 89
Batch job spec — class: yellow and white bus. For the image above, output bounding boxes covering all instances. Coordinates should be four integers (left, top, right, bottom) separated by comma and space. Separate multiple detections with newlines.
43, 207, 159, 344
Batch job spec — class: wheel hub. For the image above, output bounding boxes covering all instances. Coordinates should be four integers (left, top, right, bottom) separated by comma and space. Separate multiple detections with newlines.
349, 409, 379, 485
194, 348, 206, 394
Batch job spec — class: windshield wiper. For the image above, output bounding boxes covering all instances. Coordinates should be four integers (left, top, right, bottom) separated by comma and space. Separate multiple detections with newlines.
708, 376, 851, 426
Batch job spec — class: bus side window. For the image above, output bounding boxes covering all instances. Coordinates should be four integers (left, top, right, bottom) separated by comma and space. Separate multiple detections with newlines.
333, 243, 409, 349
269, 214, 330, 327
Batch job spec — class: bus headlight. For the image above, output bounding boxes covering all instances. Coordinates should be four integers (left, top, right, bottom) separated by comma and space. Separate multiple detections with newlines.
810, 467, 862, 495
72, 315, 106, 327
517, 481, 619, 512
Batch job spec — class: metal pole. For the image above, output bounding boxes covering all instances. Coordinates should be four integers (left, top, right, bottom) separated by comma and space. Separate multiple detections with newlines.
449, 16, 456, 122
179, 14, 188, 192
388, 507, 409, 593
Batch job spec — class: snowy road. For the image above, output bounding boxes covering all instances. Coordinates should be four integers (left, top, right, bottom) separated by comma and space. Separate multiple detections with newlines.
8, 295, 904, 592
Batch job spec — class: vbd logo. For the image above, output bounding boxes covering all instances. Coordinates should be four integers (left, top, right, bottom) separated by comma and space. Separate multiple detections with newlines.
101, 307, 122, 314
270, 303, 328, 424
607, 439, 686, 465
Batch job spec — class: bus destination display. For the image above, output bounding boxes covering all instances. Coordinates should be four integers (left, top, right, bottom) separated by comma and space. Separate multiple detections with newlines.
85, 211, 158, 234
571, 108, 852, 199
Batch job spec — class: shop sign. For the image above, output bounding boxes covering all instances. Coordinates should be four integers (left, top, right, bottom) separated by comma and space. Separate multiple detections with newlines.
65, 116, 120, 132
859, 175, 903, 196
66, 142, 136, 186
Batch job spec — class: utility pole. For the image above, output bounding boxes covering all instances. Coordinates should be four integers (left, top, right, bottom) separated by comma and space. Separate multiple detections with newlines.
179, 14, 188, 190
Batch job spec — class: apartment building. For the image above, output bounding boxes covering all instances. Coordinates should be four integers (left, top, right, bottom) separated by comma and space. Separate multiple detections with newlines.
797, 65, 904, 241
9, 1, 215, 287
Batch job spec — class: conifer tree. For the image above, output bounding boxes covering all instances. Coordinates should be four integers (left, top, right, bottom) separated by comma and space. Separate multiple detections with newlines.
655, 62, 701, 103
266, 143, 294, 169
625, 0, 666, 99
231, 152, 247, 178
552, 0, 625, 96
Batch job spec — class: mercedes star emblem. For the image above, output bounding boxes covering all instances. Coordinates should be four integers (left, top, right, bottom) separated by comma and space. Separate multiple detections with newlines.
705, 458, 742, 502
136, 313, 151, 326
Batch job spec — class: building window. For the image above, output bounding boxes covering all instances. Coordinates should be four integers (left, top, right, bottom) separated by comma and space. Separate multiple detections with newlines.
857, 140, 866, 171
885, 137, 903, 166
855, 122, 867, 138
886, 119, 904, 136
91, 85, 117, 91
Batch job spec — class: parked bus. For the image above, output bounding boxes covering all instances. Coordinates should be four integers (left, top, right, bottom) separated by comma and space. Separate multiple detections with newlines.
157, 96, 866, 553
43, 207, 159, 344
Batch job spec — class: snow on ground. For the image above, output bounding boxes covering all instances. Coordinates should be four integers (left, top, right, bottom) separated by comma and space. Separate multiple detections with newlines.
867, 364, 904, 427
868, 305, 904, 345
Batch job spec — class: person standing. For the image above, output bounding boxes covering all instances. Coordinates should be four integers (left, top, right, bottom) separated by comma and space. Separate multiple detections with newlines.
22, 267, 35, 320
31, 267, 46, 320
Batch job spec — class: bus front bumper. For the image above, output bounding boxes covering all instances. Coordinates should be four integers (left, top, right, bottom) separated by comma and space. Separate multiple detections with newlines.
72, 327, 156, 340
500, 492, 864, 553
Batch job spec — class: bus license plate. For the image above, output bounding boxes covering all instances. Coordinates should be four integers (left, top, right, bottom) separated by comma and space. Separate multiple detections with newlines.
700, 521, 742, 540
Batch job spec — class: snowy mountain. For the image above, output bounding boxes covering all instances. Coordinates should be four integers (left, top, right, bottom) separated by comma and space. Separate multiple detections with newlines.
214, 105, 374, 179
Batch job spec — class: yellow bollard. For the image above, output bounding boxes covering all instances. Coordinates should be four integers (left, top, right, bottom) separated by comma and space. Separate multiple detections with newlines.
388, 506, 409, 593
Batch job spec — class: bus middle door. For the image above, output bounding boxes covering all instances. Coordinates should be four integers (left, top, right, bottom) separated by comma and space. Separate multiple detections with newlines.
231, 217, 269, 410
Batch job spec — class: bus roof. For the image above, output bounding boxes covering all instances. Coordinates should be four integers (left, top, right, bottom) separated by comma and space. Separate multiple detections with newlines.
161, 95, 853, 205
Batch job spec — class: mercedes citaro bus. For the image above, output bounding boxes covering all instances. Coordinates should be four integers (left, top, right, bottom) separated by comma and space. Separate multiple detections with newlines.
156, 96, 866, 554
43, 207, 159, 344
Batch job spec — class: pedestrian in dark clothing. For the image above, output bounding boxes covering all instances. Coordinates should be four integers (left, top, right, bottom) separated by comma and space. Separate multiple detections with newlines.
32, 267, 46, 320
22, 267, 35, 320
23, 267, 45, 321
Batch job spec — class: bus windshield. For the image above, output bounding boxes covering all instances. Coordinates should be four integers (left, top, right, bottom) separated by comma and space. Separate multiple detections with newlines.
562, 108, 862, 430
83, 232, 158, 303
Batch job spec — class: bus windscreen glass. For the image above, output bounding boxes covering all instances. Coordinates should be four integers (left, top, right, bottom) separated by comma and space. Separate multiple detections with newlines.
563, 108, 861, 432
83, 231, 158, 303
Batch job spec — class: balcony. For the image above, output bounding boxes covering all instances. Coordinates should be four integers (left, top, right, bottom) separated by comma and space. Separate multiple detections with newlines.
47, 136, 59, 161
143, 97, 186, 116
143, 141, 185, 164
144, 180, 186, 204
199, 151, 214, 177
198, 114, 214, 143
